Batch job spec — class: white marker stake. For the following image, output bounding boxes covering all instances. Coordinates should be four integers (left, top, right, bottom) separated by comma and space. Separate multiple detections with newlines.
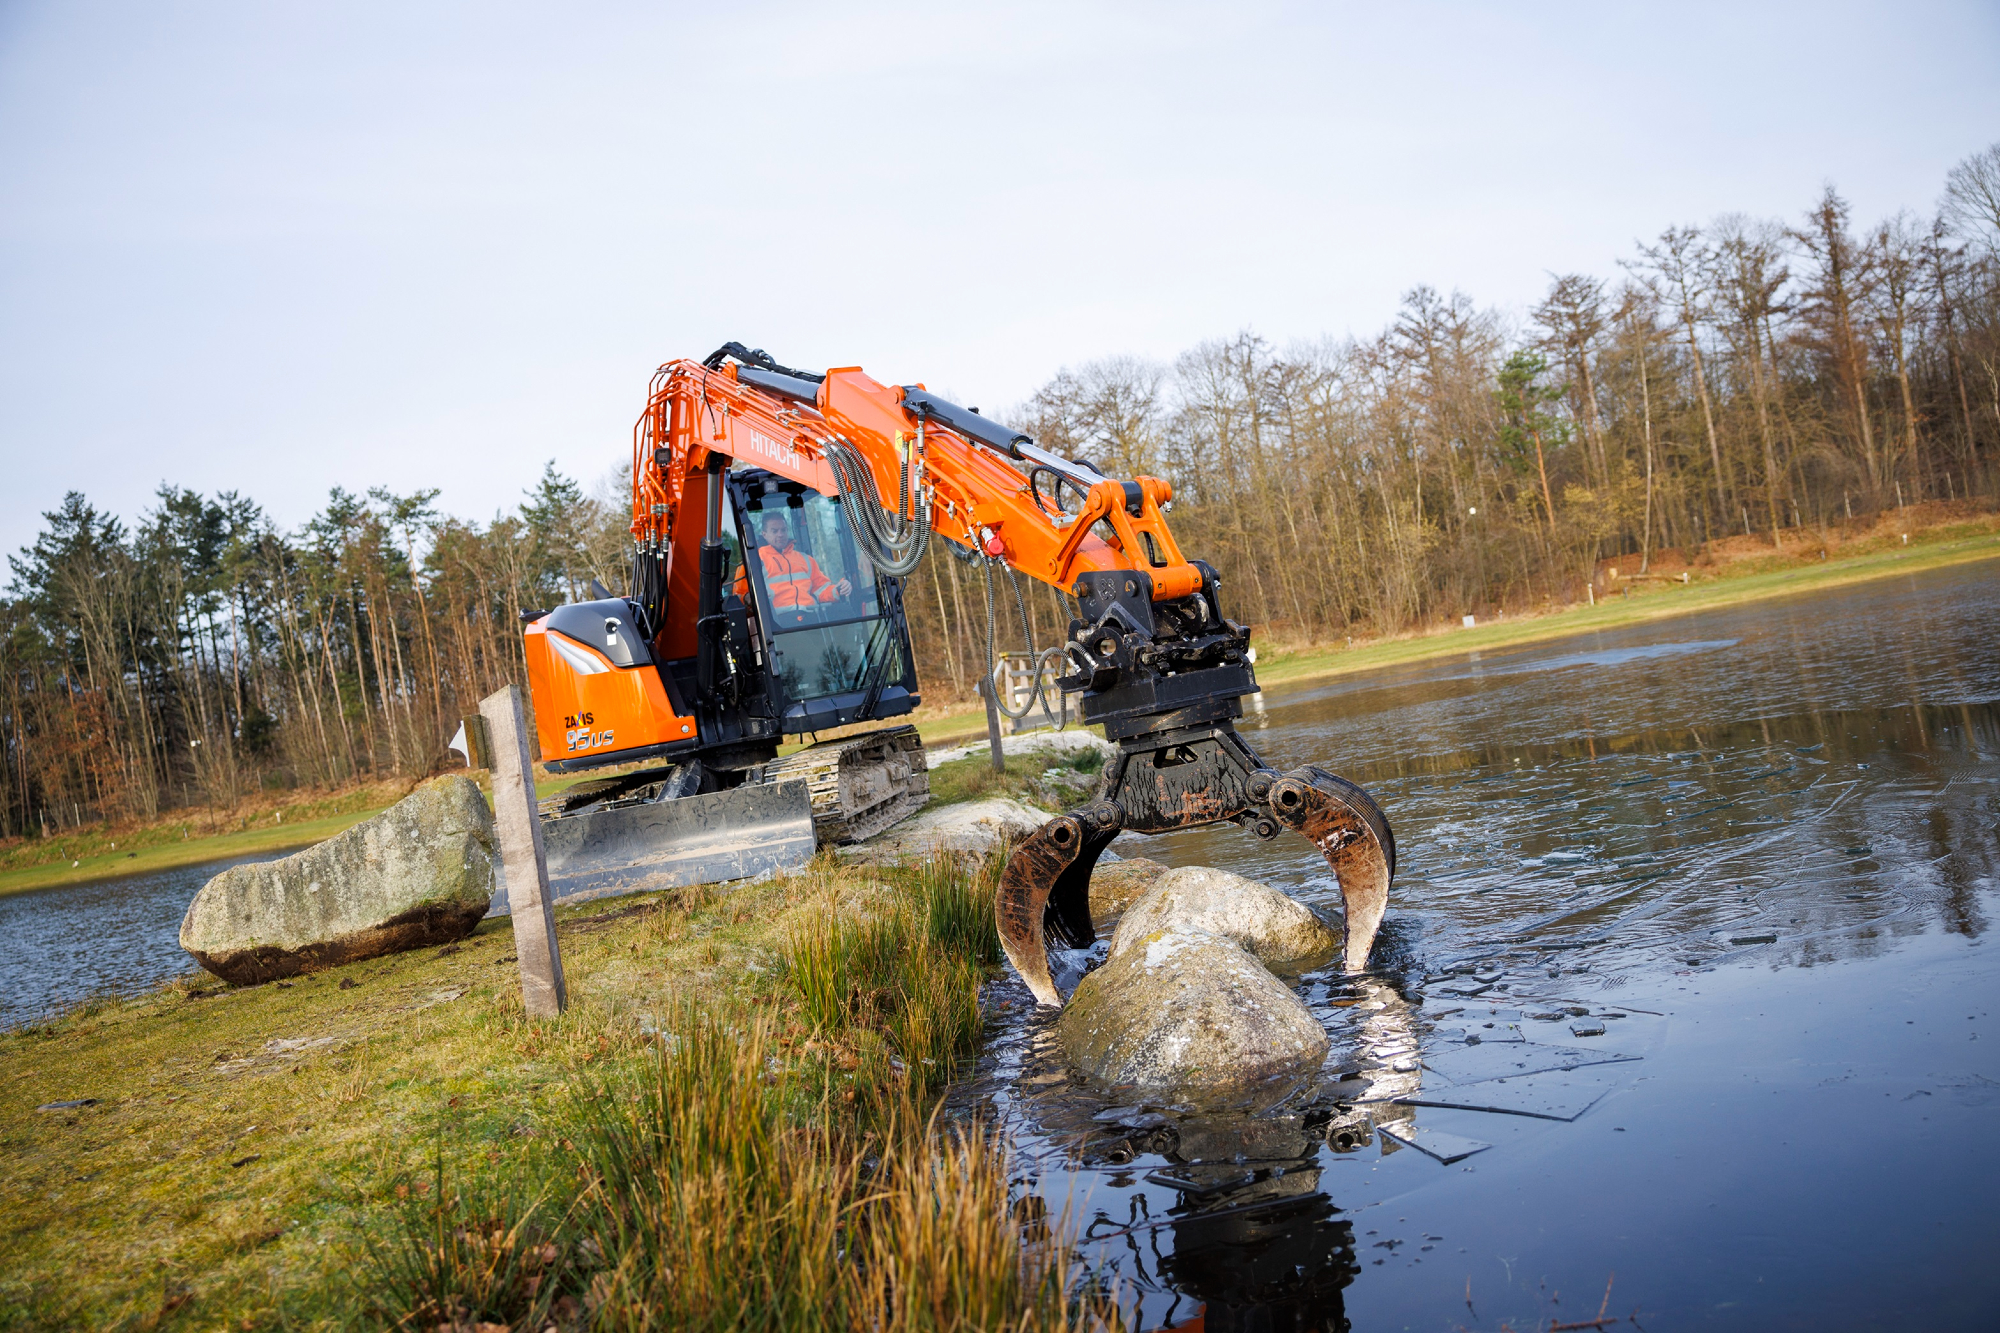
479, 684, 567, 1017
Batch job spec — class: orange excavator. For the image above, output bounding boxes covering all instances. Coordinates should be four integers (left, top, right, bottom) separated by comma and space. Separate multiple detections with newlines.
522, 343, 1394, 1005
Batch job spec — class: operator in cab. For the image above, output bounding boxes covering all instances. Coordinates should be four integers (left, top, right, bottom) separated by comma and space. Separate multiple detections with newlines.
744, 510, 852, 626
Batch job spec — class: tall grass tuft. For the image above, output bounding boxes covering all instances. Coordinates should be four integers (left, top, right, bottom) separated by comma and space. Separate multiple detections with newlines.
885, 952, 983, 1095
564, 1006, 1112, 1331
570, 1007, 852, 1329
847, 1122, 1085, 1333
784, 906, 912, 1030
360, 851, 1115, 1331
895, 849, 1003, 966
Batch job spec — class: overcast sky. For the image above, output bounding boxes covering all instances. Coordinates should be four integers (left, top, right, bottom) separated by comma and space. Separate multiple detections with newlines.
2, 1, 1996, 557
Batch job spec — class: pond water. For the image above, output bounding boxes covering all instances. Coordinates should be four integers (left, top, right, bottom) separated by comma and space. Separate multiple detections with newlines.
953, 558, 2000, 1331
0, 850, 298, 1025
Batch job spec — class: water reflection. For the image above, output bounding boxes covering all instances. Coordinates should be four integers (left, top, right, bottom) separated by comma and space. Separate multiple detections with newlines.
0, 851, 289, 1023
953, 559, 2000, 1330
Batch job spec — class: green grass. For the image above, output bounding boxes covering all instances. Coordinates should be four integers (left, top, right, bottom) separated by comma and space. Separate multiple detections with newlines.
0, 779, 424, 899
0, 811, 379, 898
922, 747, 1105, 813
0, 851, 1108, 1330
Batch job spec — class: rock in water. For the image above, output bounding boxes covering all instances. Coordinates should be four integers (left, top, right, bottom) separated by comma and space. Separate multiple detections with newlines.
1056, 928, 1329, 1105
181, 776, 497, 984
1088, 856, 1170, 927
1109, 865, 1339, 972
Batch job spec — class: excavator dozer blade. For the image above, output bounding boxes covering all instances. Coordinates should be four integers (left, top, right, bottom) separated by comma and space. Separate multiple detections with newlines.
537, 780, 816, 904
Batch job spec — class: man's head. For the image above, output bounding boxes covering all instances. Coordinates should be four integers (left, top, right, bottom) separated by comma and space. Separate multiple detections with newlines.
760, 512, 793, 552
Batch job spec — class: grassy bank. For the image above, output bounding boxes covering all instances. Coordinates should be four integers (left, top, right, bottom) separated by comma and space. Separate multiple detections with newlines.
922, 745, 1106, 812
0, 850, 1106, 1330
902, 513, 2000, 749
0, 766, 755, 900
0, 783, 419, 899
1249, 517, 2000, 693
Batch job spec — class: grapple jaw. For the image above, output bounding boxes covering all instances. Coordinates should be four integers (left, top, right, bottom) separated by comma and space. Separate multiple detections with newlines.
993, 566, 1396, 1007
1268, 767, 1396, 972
995, 802, 1123, 1008
994, 725, 1395, 1008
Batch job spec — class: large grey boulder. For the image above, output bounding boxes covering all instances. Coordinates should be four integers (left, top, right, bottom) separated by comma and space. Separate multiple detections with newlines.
1056, 927, 1328, 1106
181, 776, 497, 984
1109, 866, 1339, 973
923, 729, 1115, 769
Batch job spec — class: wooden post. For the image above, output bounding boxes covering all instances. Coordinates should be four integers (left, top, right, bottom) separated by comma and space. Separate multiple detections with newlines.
977, 674, 1005, 774
479, 684, 567, 1017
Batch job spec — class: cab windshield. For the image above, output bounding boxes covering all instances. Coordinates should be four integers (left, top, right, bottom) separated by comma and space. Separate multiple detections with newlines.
736, 486, 892, 702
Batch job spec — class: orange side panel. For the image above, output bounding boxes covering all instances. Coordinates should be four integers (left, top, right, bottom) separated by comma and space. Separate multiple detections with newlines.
524, 622, 696, 765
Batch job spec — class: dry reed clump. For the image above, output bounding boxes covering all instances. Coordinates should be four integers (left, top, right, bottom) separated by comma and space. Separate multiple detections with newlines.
362, 852, 1116, 1333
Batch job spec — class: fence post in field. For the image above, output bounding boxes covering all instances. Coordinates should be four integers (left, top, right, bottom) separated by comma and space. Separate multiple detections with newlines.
478, 684, 568, 1017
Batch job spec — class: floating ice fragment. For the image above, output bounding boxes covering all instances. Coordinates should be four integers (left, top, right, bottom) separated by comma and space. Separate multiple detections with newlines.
1396, 1075, 1613, 1122
1420, 1040, 1640, 1086
1377, 1122, 1490, 1164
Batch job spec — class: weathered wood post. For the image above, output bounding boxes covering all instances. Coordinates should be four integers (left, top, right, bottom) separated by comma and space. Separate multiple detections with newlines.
479, 684, 567, 1017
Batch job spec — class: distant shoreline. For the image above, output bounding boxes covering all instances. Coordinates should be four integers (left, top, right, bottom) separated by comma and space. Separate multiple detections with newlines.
917, 520, 2000, 745
0, 813, 369, 900
1249, 523, 2000, 694
12, 520, 1996, 898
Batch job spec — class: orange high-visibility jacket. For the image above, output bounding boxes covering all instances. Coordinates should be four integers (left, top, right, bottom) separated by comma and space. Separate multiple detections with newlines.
747, 544, 840, 609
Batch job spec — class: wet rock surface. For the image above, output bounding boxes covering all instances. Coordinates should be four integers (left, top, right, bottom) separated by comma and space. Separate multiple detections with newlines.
179, 776, 496, 983
1109, 865, 1341, 972
1087, 855, 1170, 926
923, 729, 1115, 769
1056, 927, 1329, 1104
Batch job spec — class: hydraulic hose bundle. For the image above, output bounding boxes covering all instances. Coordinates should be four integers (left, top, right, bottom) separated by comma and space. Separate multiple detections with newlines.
825, 436, 931, 577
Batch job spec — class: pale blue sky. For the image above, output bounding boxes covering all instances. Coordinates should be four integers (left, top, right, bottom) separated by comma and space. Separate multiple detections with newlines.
3, 1, 1996, 554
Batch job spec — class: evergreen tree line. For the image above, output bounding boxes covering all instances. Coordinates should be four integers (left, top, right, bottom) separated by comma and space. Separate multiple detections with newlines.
7, 152, 1999, 834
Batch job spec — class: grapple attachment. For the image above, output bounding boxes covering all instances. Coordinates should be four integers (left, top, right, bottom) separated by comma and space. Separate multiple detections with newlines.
995, 730, 1394, 1007
993, 565, 1395, 1007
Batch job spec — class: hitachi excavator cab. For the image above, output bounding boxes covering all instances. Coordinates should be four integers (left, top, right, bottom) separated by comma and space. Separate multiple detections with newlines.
726, 474, 919, 732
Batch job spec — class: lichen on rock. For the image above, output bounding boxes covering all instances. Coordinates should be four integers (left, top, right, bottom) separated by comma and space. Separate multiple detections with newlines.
1087, 855, 1171, 927
842, 796, 1053, 861
179, 775, 498, 984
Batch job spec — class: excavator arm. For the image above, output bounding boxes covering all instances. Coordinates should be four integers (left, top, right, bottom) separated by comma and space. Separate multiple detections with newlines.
626, 344, 1395, 1007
